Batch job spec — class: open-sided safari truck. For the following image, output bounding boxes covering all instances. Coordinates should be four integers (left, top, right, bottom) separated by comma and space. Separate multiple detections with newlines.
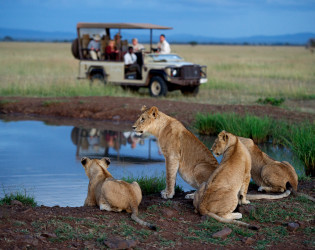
71, 23, 207, 97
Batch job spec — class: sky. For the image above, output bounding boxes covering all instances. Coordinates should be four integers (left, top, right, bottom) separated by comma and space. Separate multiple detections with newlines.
1, 0, 315, 38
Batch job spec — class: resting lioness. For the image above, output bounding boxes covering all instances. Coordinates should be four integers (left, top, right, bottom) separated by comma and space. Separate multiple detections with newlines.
193, 131, 258, 229
81, 157, 156, 230
239, 137, 298, 200
133, 106, 219, 199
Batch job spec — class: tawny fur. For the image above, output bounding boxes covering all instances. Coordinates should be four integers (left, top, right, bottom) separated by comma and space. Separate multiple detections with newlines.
193, 131, 257, 229
81, 157, 156, 230
238, 137, 298, 200
133, 106, 219, 199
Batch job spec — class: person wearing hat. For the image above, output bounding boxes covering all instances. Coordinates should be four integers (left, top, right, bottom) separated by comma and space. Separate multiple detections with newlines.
88, 34, 101, 60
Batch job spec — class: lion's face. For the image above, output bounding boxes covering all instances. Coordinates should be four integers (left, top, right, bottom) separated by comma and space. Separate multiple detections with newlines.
132, 106, 159, 136
211, 131, 229, 157
81, 157, 111, 179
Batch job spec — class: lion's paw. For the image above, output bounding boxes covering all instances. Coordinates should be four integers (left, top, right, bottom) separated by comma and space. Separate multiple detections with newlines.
258, 186, 263, 192
185, 193, 195, 199
161, 189, 174, 199
242, 200, 251, 205
100, 204, 112, 211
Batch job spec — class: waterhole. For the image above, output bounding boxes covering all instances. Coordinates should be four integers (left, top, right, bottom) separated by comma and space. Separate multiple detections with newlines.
0, 118, 305, 207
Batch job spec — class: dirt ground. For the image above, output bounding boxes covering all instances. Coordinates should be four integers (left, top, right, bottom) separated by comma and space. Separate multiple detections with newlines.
0, 96, 314, 127
0, 96, 314, 249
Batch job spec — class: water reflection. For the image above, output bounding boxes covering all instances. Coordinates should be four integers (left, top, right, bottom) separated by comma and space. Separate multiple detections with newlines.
71, 127, 164, 162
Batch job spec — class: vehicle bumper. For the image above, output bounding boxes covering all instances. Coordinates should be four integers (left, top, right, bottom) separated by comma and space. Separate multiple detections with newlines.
200, 78, 208, 84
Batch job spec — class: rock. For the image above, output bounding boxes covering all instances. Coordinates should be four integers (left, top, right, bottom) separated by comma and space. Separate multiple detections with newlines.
212, 227, 232, 239
287, 222, 299, 232
242, 237, 255, 245
10, 200, 23, 206
161, 208, 176, 218
104, 237, 138, 249
20, 235, 38, 246
41, 232, 57, 238
238, 205, 255, 215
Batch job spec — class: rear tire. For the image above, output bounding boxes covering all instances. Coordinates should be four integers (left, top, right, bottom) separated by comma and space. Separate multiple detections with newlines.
90, 73, 105, 86
149, 76, 167, 97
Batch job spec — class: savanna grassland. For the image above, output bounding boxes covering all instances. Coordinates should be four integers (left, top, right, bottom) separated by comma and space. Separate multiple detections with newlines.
0, 42, 315, 249
0, 42, 314, 113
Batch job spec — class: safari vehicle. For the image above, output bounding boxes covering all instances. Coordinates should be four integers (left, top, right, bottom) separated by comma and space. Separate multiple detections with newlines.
71, 23, 207, 97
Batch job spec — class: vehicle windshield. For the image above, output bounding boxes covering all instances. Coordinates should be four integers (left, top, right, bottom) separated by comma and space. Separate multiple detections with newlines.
149, 54, 183, 62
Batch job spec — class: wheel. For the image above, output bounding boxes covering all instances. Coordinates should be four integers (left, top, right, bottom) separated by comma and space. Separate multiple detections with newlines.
149, 76, 168, 97
90, 73, 105, 86
180, 86, 199, 97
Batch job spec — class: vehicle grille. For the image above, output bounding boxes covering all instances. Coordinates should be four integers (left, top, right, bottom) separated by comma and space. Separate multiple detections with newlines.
181, 65, 201, 79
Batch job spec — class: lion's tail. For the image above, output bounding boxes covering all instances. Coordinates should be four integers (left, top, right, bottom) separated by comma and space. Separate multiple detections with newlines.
207, 212, 259, 230
247, 190, 291, 200
131, 213, 157, 230
130, 203, 156, 230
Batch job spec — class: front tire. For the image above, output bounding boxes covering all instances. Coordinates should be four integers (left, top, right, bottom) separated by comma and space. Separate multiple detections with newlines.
149, 76, 168, 97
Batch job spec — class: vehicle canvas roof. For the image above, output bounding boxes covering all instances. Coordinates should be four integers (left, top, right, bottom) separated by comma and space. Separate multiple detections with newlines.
77, 23, 173, 30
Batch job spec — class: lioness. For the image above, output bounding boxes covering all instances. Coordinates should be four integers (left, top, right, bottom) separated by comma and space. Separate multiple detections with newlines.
193, 131, 258, 229
239, 137, 298, 200
133, 106, 219, 199
81, 157, 156, 230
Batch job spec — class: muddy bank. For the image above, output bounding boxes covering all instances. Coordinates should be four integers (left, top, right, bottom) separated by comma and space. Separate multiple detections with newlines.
1, 96, 314, 127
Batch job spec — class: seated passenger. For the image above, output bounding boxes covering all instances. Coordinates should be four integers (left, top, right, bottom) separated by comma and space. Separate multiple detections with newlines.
105, 40, 119, 60
88, 34, 101, 60
157, 34, 171, 54
124, 46, 141, 79
132, 38, 144, 52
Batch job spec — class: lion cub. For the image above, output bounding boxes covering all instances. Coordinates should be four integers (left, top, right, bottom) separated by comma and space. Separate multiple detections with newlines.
239, 137, 298, 200
193, 131, 257, 229
81, 157, 156, 230
133, 106, 219, 199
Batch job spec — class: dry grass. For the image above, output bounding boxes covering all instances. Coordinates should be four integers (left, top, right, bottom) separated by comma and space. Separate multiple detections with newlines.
0, 42, 314, 110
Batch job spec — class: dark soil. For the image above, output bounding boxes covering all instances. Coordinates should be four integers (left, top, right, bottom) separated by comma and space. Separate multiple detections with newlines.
0, 96, 314, 249
0, 96, 314, 128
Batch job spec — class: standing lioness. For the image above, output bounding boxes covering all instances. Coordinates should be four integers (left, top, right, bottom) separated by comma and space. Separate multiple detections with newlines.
133, 106, 219, 199
193, 131, 258, 229
239, 137, 298, 200
81, 157, 156, 230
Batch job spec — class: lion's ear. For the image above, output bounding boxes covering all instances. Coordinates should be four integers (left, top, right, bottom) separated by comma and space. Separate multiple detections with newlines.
149, 106, 159, 118
101, 157, 111, 167
141, 105, 147, 112
223, 133, 228, 142
81, 157, 90, 167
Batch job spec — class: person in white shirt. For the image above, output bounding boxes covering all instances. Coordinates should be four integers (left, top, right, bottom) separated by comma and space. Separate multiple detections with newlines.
124, 46, 141, 78
132, 38, 144, 52
157, 34, 171, 54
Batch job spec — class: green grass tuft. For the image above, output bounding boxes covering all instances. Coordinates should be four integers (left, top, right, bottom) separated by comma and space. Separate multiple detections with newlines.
122, 173, 183, 195
0, 190, 37, 207
195, 113, 272, 143
257, 97, 285, 106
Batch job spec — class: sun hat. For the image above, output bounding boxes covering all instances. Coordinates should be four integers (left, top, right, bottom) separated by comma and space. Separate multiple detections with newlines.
94, 34, 101, 41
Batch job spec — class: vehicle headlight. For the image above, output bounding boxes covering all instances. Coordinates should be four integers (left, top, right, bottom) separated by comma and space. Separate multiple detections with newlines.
172, 69, 177, 77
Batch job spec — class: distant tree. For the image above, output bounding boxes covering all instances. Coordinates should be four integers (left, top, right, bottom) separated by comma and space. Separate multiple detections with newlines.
189, 41, 198, 46
3, 36, 13, 41
306, 38, 315, 53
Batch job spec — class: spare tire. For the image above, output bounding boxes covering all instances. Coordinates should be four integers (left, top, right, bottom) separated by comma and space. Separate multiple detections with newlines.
71, 38, 80, 59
